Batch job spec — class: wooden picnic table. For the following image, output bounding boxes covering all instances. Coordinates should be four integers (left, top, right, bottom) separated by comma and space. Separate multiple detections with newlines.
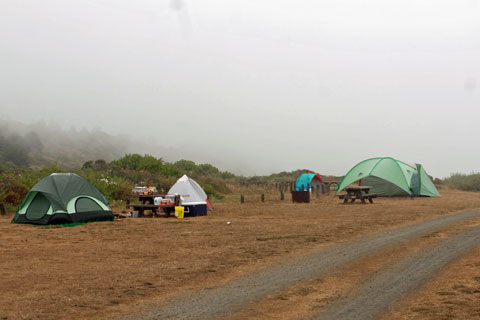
339, 186, 377, 204
126, 194, 180, 218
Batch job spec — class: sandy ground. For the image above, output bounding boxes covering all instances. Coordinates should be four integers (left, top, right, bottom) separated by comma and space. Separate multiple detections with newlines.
1, 187, 480, 319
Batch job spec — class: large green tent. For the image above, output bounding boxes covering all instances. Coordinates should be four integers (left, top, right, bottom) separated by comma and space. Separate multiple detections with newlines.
336, 157, 440, 197
13, 173, 114, 225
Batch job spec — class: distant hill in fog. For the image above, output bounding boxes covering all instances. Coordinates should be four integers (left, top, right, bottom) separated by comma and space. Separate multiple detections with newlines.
0, 119, 253, 174
0, 119, 176, 169
0, 119, 335, 177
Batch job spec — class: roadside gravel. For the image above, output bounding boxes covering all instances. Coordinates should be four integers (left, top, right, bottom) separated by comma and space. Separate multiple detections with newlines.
126, 209, 480, 320
317, 225, 480, 320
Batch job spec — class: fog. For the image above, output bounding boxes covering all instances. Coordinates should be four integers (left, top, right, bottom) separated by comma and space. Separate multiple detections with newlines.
1, 0, 479, 177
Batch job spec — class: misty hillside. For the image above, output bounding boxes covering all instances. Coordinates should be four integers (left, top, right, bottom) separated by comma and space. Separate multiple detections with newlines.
0, 119, 285, 175
0, 119, 342, 181
0, 119, 175, 169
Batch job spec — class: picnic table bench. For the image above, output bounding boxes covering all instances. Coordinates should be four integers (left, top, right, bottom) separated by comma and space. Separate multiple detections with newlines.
339, 186, 377, 204
126, 203, 175, 217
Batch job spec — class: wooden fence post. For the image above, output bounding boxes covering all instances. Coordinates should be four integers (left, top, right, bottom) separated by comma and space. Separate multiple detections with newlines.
280, 190, 284, 200
261, 194, 265, 202
241, 195, 244, 204
0, 203, 5, 216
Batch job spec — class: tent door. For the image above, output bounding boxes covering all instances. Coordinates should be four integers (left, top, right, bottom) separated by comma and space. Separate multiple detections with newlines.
75, 197, 103, 212
411, 173, 420, 195
25, 193, 51, 220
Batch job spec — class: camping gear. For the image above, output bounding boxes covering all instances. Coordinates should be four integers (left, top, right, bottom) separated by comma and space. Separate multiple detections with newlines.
336, 157, 440, 197
167, 175, 210, 217
295, 173, 323, 191
154, 196, 164, 205
13, 173, 114, 225
132, 186, 157, 196
175, 206, 184, 219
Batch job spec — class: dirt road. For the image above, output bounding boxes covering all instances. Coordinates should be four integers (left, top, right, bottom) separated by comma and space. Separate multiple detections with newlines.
317, 225, 480, 320
127, 209, 480, 320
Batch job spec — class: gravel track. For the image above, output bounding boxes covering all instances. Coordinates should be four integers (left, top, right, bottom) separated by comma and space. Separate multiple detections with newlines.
127, 209, 480, 320
317, 225, 480, 320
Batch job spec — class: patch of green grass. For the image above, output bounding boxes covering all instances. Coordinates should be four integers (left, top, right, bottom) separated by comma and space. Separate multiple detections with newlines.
38, 219, 113, 229
41, 225, 63, 229
5, 204, 17, 212
256, 235, 298, 241
163, 220, 192, 224
41, 222, 86, 228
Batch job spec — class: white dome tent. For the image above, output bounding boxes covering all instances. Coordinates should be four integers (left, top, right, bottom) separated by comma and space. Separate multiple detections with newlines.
167, 175, 211, 217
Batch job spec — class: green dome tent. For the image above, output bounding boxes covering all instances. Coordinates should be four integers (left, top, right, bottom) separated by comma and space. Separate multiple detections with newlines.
13, 173, 114, 225
336, 157, 439, 197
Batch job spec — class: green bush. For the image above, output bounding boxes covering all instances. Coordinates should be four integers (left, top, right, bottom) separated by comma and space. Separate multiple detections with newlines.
444, 173, 480, 191
110, 154, 179, 177
0, 172, 29, 206
0, 152, 265, 205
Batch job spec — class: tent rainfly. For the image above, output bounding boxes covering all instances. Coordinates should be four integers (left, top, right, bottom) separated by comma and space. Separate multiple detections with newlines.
296, 173, 323, 191
167, 175, 211, 217
13, 173, 114, 225
336, 157, 440, 197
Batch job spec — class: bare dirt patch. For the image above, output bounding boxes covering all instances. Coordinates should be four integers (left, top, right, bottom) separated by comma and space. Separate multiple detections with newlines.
0, 188, 479, 319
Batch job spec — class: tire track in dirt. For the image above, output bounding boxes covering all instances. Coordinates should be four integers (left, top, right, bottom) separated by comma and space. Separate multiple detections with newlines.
126, 210, 480, 320
316, 225, 480, 320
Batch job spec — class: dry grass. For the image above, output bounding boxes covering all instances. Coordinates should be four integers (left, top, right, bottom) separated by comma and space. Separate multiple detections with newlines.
1, 187, 480, 319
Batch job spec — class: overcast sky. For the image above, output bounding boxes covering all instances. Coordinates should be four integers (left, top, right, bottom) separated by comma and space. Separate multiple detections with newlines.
1, 0, 479, 177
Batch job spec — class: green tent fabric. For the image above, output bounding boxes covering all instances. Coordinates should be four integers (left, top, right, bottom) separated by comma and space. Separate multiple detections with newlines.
336, 157, 440, 197
416, 164, 440, 197
13, 173, 114, 225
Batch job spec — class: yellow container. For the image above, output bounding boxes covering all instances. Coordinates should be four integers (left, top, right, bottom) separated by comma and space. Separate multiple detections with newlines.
175, 206, 184, 219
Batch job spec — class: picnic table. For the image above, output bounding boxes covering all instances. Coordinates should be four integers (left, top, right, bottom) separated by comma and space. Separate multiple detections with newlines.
126, 194, 180, 217
339, 186, 377, 204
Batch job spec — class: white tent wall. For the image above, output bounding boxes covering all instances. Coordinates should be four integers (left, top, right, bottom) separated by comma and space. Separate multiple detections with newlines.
168, 175, 207, 205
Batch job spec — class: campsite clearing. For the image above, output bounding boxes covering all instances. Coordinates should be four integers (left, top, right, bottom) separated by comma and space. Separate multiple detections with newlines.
1, 187, 480, 319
